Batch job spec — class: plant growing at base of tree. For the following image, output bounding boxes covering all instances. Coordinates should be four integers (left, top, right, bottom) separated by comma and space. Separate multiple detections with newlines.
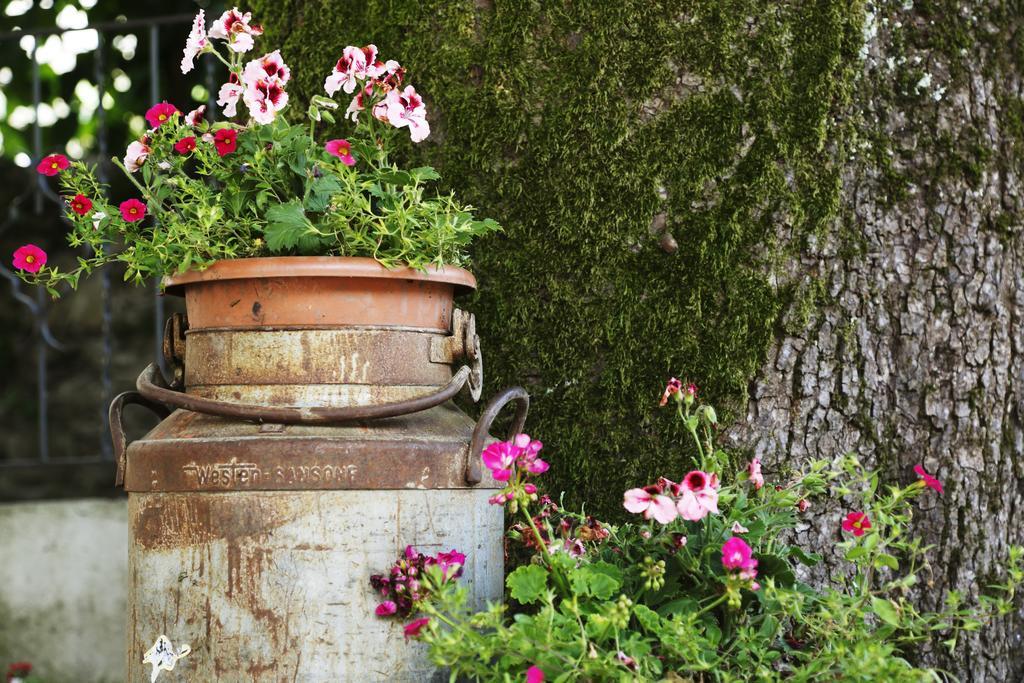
371, 378, 1023, 681
13, 7, 499, 297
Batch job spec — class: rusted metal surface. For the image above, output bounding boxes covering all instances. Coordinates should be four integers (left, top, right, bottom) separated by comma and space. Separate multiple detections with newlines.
163, 257, 476, 331
161, 312, 188, 389
466, 386, 530, 485
109, 391, 170, 486
126, 489, 502, 681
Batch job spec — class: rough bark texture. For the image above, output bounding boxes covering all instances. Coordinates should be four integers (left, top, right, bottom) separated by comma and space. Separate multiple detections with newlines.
730, 1, 1024, 679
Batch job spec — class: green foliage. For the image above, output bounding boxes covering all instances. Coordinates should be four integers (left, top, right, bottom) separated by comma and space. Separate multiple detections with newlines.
403, 398, 1023, 681
253, 0, 868, 519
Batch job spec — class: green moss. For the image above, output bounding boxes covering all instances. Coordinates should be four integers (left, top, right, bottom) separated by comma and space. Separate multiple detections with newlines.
253, 0, 866, 519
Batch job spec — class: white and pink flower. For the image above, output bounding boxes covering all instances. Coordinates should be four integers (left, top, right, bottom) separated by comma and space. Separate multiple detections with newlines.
217, 73, 245, 118
324, 44, 379, 96
123, 139, 150, 173
748, 457, 764, 490
675, 470, 719, 522
623, 484, 678, 524
243, 75, 289, 124
184, 105, 206, 127
244, 50, 291, 86
383, 85, 429, 142
181, 10, 208, 74
208, 7, 263, 54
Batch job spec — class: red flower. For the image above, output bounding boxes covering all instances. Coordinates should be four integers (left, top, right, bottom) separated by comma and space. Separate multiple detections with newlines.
6, 661, 32, 679
119, 198, 147, 222
913, 464, 943, 494
12, 244, 47, 273
37, 153, 69, 176
213, 128, 238, 156
374, 601, 397, 616
324, 138, 356, 166
69, 193, 93, 215
145, 101, 179, 128
841, 511, 871, 537
174, 136, 197, 155
403, 617, 430, 640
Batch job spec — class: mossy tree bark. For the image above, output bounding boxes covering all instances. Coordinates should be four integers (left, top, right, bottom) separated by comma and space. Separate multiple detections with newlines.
254, 0, 1023, 678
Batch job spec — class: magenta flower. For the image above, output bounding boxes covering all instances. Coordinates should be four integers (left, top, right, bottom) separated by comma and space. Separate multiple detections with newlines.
213, 128, 238, 156
325, 139, 356, 166
375, 601, 397, 616
748, 457, 764, 490
383, 85, 430, 142
180, 10, 208, 74
403, 617, 430, 640
119, 199, 147, 223
513, 434, 549, 474
675, 470, 719, 521
435, 549, 466, 580
525, 665, 545, 683
208, 7, 263, 54
69, 194, 93, 216
12, 244, 47, 273
243, 75, 288, 124
145, 101, 179, 129
623, 484, 678, 524
36, 153, 69, 176
722, 536, 758, 582
841, 511, 872, 537
914, 464, 943, 494
659, 377, 682, 406
481, 441, 517, 481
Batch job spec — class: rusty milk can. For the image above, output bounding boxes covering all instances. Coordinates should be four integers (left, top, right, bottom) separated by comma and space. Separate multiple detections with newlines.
109, 257, 526, 681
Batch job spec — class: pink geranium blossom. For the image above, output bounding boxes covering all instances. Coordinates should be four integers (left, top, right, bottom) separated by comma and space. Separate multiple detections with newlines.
841, 511, 872, 537
721, 537, 758, 580
243, 75, 289, 124
145, 101, 179, 129
403, 617, 430, 640
383, 85, 430, 142
526, 665, 545, 683
217, 73, 245, 117
513, 434, 548, 474
180, 10, 208, 74
481, 441, 517, 481
208, 7, 263, 54
324, 139, 355, 166
325, 45, 375, 96
623, 484, 678, 524
12, 244, 47, 273
123, 140, 151, 173
374, 601, 397, 616
36, 153, 69, 176
660, 377, 682, 406
914, 464, 943, 494
748, 457, 764, 490
244, 49, 290, 85
675, 470, 719, 521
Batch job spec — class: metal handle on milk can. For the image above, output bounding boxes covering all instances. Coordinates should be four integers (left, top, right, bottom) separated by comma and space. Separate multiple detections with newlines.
109, 391, 172, 486
466, 386, 530, 485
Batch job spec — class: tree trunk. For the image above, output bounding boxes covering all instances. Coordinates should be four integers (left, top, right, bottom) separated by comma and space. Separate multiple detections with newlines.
730, 2, 1024, 679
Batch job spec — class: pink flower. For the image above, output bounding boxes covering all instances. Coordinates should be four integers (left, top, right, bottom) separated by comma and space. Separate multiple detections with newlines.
119, 199, 147, 223
675, 470, 719, 522
217, 74, 245, 117
797, 498, 810, 513
174, 136, 197, 155
616, 651, 637, 671
435, 549, 466, 580
623, 484, 678, 524
213, 128, 238, 156
748, 458, 764, 490
36, 153, 69, 176
184, 105, 206, 127
180, 10, 207, 73
325, 45, 374, 96
375, 601, 397, 616
123, 139, 150, 173
513, 434, 549, 474
383, 85, 430, 142
403, 617, 430, 640
345, 85, 371, 122
69, 194, 93, 216
12, 244, 47, 273
208, 7, 263, 53
244, 49, 290, 85
914, 464, 943, 494
731, 521, 749, 534
660, 378, 682, 406
525, 665, 545, 683
243, 75, 289, 124
325, 139, 356, 166
145, 101, 179, 129
841, 511, 871, 537
683, 382, 698, 404
721, 537, 758, 579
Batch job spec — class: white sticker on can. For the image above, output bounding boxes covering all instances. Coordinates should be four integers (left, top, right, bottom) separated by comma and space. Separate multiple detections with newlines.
143, 634, 191, 682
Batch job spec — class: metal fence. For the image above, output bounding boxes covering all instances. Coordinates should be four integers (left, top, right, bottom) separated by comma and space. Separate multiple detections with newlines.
0, 14, 208, 477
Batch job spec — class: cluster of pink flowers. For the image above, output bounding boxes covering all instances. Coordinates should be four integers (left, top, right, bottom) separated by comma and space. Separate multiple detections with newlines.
369, 545, 465, 619
721, 536, 759, 588
623, 470, 720, 524
324, 44, 429, 142
481, 434, 548, 506
659, 377, 697, 407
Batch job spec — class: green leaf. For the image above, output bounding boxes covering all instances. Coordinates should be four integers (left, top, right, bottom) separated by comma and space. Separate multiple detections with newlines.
632, 604, 662, 632
875, 553, 900, 571
305, 174, 342, 213
265, 200, 316, 252
845, 546, 868, 561
568, 563, 622, 600
871, 597, 901, 627
787, 546, 822, 567
410, 166, 441, 182
506, 564, 548, 605
756, 554, 796, 587
377, 170, 414, 186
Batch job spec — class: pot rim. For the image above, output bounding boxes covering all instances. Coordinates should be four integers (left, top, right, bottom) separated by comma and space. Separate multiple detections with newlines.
161, 256, 477, 296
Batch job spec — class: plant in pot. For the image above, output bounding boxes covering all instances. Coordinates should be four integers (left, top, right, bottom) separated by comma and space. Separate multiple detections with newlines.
15, 7, 498, 406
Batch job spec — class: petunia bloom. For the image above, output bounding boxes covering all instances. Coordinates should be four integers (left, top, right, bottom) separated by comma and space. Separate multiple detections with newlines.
124, 139, 151, 173
913, 464, 943, 494
525, 665, 545, 683
403, 617, 430, 640
383, 85, 430, 142
180, 10, 207, 74
37, 153, 69, 176
374, 601, 397, 616
660, 377, 682, 406
208, 7, 263, 53
119, 199, 147, 222
324, 139, 355, 166
174, 136, 197, 155
841, 511, 872, 537
675, 470, 719, 522
748, 457, 764, 490
145, 101, 179, 129
213, 128, 238, 156
623, 484, 678, 524
12, 244, 47, 273
69, 194, 93, 216
721, 536, 758, 580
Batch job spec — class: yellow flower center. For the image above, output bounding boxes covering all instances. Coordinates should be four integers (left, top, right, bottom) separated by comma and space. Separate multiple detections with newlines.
159, 114, 167, 121
25, 255, 35, 263
51, 162, 59, 169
